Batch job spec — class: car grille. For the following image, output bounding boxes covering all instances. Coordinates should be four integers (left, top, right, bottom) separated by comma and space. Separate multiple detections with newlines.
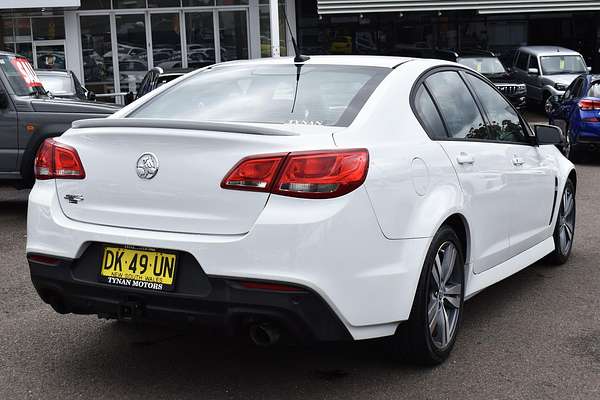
496, 84, 526, 96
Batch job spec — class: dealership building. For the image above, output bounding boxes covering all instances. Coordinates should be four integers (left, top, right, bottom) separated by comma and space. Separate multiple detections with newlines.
1, 0, 599, 101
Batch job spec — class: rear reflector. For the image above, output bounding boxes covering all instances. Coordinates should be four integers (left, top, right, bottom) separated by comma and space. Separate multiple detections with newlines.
238, 281, 306, 292
34, 139, 85, 180
578, 98, 600, 111
582, 117, 600, 123
222, 149, 369, 199
27, 254, 61, 266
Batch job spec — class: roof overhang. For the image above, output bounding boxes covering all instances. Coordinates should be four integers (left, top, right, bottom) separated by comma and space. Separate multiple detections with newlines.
1, 0, 80, 9
317, 0, 600, 14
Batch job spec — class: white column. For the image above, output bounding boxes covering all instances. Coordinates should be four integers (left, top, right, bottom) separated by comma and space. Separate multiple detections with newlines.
269, 0, 280, 57
248, 0, 261, 59
64, 11, 82, 80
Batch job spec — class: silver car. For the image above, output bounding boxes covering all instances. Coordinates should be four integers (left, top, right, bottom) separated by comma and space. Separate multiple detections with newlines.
512, 46, 590, 105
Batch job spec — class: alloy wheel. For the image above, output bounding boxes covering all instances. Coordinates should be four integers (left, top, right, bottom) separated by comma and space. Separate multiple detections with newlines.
557, 185, 575, 255
428, 241, 462, 349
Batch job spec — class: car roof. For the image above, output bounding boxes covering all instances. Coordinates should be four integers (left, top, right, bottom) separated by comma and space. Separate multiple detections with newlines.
216, 55, 412, 69
518, 46, 581, 56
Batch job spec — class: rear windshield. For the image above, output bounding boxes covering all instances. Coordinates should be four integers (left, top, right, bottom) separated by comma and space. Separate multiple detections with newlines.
130, 64, 389, 127
37, 74, 74, 95
457, 57, 506, 74
588, 81, 600, 98
0, 55, 45, 96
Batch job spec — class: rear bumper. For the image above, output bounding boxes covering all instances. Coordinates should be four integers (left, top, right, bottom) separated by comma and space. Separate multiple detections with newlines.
29, 251, 351, 342
27, 180, 430, 340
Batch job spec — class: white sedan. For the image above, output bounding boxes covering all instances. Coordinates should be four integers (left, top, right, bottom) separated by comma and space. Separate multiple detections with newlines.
26, 56, 575, 365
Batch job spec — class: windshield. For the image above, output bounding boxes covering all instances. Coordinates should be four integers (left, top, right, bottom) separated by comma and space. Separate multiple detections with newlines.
0, 55, 45, 96
540, 55, 587, 75
37, 74, 74, 95
130, 64, 389, 127
458, 57, 506, 74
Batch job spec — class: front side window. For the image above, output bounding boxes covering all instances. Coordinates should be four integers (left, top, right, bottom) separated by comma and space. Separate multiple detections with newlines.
425, 71, 486, 140
516, 52, 529, 70
528, 56, 540, 71
540, 55, 587, 75
465, 73, 530, 144
131, 64, 389, 128
0, 55, 44, 96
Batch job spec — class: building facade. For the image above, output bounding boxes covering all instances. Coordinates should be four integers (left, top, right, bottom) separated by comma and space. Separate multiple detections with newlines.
1, 0, 599, 102
0, 0, 292, 102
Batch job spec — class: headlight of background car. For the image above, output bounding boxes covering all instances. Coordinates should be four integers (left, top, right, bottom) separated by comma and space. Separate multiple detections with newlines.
554, 83, 568, 91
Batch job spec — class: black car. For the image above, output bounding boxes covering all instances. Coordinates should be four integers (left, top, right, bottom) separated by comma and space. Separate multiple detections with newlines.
451, 50, 527, 110
35, 69, 96, 101
0, 52, 120, 188
391, 48, 527, 110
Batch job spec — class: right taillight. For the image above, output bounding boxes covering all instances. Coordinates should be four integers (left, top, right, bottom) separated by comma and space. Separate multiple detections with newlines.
34, 138, 86, 180
578, 98, 600, 110
221, 149, 369, 199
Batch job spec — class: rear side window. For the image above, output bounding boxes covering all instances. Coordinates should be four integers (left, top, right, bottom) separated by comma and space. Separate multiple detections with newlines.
131, 64, 390, 128
588, 81, 600, 98
425, 71, 486, 140
516, 52, 529, 70
413, 85, 447, 139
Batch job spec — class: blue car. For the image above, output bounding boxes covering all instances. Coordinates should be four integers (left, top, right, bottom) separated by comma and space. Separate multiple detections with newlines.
547, 74, 600, 161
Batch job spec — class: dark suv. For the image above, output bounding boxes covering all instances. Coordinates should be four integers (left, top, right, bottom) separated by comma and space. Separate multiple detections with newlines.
449, 50, 527, 110
0, 52, 120, 188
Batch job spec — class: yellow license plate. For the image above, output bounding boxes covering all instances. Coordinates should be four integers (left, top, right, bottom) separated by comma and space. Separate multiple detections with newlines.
99, 245, 178, 291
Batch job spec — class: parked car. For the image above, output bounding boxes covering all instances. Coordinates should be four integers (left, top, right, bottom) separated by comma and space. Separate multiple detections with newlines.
0, 52, 120, 188
135, 67, 190, 100
36, 69, 96, 101
546, 73, 600, 161
512, 46, 590, 105
26, 56, 575, 365
448, 50, 527, 110
389, 48, 527, 109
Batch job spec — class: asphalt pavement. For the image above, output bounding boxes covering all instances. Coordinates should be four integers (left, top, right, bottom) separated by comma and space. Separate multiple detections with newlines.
1, 114, 599, 399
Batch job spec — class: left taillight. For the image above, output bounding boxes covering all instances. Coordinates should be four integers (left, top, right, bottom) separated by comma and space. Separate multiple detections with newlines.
34, 138, 86, 180
221, 149, 369, 199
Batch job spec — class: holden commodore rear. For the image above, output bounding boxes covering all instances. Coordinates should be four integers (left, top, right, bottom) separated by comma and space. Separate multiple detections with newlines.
27, 56, 576, 364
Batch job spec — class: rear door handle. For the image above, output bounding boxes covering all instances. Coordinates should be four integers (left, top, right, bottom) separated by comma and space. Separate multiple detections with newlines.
457, 152, 475, 165
512, 156, 525, 166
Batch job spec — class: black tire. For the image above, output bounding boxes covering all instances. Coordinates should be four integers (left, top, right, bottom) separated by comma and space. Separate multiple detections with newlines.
548, 179, 576, 265
564, 125, 581, 163
391, 225, 465, 365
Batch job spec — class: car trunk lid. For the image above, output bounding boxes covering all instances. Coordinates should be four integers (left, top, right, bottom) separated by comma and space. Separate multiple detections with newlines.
54, 120, 338, 235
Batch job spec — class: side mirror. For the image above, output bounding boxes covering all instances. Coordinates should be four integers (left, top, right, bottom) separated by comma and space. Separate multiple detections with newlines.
534, 124, 563, 145
528, 68, 539, 75
86, 91, 96, 101
0, 90, 9, 109
587, 66, 592, 72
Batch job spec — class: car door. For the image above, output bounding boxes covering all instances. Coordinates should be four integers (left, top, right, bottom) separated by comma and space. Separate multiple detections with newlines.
526, 55, 544, 101
0, 79, 18, 172
558, 77, 583, 121
424, 69, 512, 273
463, 72, 556, 257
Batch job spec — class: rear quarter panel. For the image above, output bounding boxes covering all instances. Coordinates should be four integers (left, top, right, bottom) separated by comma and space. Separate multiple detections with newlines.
333, 59, 464, 240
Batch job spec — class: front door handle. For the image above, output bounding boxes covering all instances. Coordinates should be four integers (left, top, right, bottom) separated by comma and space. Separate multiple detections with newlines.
512, 156, 525, 166
457, 152, 475, 165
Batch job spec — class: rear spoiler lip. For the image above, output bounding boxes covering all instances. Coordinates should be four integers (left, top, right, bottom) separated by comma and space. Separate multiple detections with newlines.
71, 118, 300, 136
